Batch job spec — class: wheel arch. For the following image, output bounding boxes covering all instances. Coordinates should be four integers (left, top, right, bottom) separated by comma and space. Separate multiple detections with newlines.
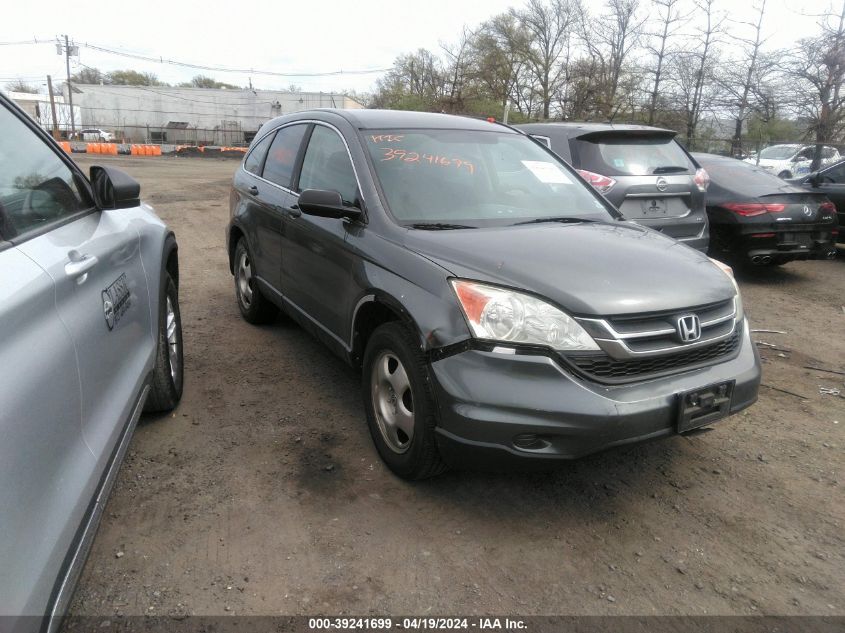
227, 222, 246, 274
350, 291, 427, 367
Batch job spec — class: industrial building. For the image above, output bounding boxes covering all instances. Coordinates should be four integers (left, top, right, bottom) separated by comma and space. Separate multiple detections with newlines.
61, 84, 364, 145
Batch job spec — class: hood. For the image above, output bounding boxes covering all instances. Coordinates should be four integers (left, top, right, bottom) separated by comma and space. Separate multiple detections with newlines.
402, 221, 735, 317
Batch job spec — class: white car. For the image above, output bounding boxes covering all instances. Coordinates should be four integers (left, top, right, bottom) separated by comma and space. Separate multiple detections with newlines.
745, 144, 840, 179
78, 128, 114, 142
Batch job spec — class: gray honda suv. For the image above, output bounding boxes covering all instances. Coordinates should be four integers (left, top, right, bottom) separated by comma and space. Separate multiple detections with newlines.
0, 94, 183, 630
228, 109, 760, 480
517, 122, 710, 251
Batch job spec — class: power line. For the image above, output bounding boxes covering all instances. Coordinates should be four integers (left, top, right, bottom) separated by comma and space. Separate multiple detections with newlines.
0, 38, 391, 78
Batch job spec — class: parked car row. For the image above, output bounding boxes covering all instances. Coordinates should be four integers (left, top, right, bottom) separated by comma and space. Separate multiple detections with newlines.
516, 123, 841, 267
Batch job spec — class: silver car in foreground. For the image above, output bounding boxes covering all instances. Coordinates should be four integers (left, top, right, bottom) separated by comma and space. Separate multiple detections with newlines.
0, 94, 183, 631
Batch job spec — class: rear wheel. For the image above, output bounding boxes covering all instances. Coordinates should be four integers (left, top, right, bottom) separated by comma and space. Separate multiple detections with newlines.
362, 322, 447, 480
777, 170, 792, 179
145, 273, 183, 412
234, 238, 277, 324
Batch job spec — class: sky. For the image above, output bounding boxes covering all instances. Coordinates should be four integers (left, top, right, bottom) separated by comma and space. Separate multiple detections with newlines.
0, 0, 839, 95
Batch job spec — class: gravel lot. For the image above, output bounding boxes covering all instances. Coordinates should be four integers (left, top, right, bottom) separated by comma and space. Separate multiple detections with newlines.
67, 154, 843, 618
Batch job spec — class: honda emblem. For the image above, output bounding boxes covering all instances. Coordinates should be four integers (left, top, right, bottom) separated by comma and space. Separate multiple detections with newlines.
677, 314, 701, 343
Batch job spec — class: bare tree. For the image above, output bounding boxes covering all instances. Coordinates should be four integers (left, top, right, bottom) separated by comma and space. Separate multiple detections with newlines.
782, 0, 845, 170
645, 0, 687, 125
670, 0, 724, 146
717, 0, 770, 155
441, 27, 475, 113
513, 0, 579, 119
5, 79, 39, 93
581, 0, 645, 120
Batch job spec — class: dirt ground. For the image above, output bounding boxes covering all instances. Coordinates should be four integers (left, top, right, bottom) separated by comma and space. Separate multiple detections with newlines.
67, 154, 843, 618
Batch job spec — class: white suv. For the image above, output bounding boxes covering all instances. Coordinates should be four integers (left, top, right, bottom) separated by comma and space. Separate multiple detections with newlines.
746, 144, 840, 179
78, 128, 114, 142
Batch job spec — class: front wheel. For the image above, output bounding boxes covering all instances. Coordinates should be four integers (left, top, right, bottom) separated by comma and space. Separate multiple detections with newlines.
145, 273, 184, 412
362, 322, 447, 480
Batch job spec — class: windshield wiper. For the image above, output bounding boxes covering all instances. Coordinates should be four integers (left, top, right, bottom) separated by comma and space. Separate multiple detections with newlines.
513, 216, 599, 226
653, 166, 689, 174
407, 222, 477, 230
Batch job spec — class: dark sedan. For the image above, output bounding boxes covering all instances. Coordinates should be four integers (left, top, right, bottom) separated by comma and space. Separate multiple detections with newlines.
693, 153, 838, 266
786, 159, 845, 241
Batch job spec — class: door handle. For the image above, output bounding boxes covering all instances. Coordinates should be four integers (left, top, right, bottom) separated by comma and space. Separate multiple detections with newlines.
65, 253, 98, 278
248, 185, 259, 195
287, 205, 302, 218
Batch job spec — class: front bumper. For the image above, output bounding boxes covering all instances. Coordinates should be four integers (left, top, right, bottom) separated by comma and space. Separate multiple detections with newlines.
429, 318, 761, 468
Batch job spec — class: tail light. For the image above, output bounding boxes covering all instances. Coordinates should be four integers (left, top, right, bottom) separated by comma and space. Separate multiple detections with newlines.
820, 201, 837, 217
694, 167, 710, 192
723, 202, 786, 217
575, 169, 616, 193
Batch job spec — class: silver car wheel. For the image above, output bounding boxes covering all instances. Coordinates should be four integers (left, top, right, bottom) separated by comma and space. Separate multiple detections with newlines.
237, 250, 253, 308
166, 296, 180, 382
371, 351, 414, 454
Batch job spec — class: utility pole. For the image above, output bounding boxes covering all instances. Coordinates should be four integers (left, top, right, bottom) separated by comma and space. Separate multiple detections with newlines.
46, 75, 59, 139
63, 35, 76, 136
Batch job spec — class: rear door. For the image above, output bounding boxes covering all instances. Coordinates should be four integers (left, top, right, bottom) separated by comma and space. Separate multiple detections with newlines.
570, 132, 708, 245
245, 123, 309, 292
0, 104, 95, 617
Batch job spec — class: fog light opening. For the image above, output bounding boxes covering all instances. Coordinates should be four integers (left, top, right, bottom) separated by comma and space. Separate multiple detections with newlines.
512, 433, 550, 451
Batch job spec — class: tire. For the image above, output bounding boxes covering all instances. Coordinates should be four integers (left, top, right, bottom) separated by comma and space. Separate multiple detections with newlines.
777, 171, 792, 179
362, 322, 447, 480
145, 273, 184, 412
234, 238, 277, 324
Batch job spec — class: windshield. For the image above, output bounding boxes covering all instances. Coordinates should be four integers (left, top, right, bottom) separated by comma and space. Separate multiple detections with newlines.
759, 145, 800, 160
573, 134, 694, 176
364, 129, 614, 227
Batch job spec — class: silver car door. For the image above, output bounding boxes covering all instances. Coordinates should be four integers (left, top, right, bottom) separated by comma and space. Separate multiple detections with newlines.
0, 249, 93, 618
19, 209, 153, 474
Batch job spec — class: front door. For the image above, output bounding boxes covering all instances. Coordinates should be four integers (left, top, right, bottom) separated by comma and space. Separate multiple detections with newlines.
281, 123, 359, 342
0, 102, 95, 617
19, 209, 153, 472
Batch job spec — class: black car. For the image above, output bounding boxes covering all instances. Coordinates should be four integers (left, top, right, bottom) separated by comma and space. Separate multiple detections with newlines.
693, 153, 838, 266
227, 110, 760, 479
787, 159, 845, 242
516, 122, 710, 252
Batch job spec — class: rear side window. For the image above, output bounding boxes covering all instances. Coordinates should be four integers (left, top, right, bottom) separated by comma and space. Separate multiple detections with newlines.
0, 104, 92, 240
262, 124, 308, 188
244, 132, 275, 176
574, 135, 694, 176
298, 125, 358, 203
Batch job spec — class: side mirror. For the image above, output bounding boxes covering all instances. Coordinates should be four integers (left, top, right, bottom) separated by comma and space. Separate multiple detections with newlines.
807, 172, 821, 187
90, 166, 140, 209
297, 189, 361, 220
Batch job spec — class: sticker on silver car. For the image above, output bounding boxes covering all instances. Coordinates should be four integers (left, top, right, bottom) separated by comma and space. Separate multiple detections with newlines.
102, 273, 131, 331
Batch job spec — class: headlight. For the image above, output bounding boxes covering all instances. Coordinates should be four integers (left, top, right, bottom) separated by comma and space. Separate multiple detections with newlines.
450, 279, 599, 351
708, 258, 744, 320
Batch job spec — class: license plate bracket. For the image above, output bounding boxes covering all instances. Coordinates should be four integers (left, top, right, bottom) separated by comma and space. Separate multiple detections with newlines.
641, 198, 668, 215
677, 380, 735, 433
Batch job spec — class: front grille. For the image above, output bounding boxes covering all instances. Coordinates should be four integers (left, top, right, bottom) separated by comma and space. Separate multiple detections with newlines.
564, 326, 742, 384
